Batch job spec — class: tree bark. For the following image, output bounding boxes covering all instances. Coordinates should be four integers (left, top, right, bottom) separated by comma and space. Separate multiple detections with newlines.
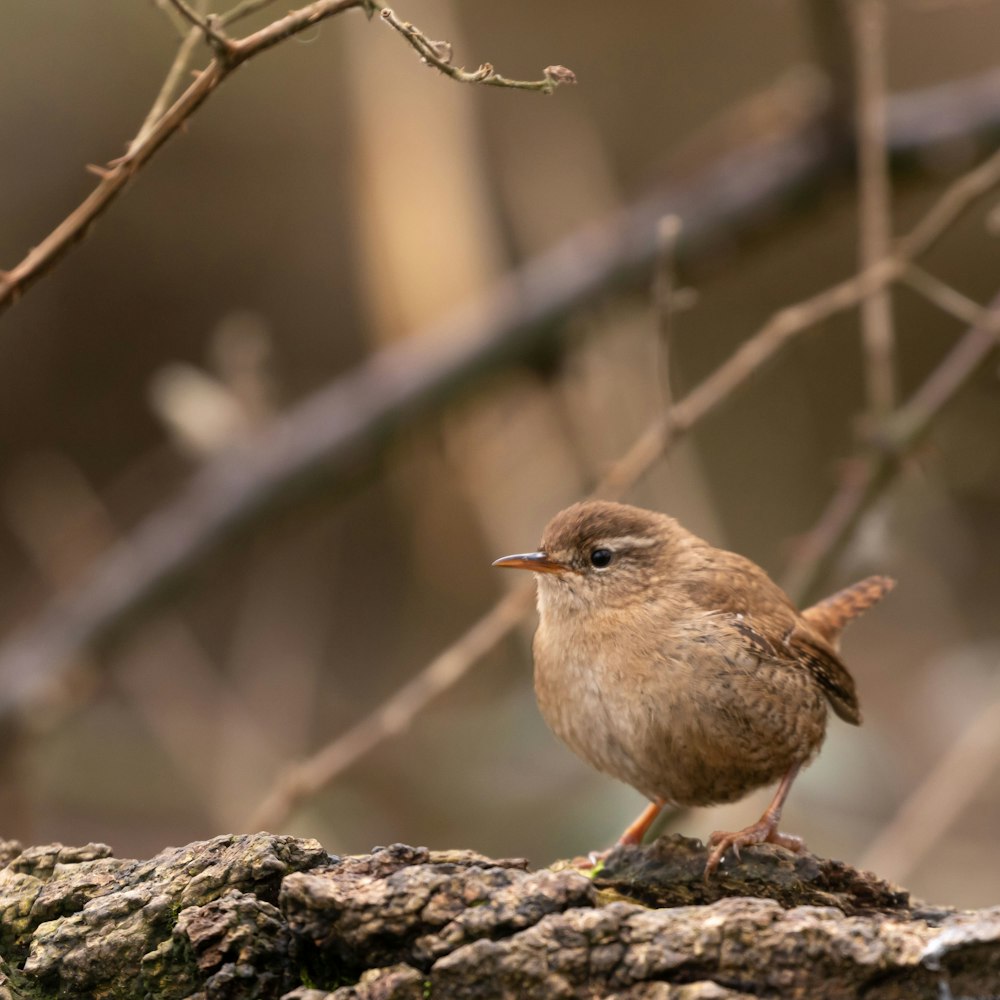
0, 831, 996, 999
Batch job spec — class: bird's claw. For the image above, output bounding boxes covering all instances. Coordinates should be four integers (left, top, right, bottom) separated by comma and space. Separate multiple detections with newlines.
704, 820, 804, 879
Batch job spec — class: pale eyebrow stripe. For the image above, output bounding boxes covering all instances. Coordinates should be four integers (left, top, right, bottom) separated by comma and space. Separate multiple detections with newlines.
596, 535, 659, 550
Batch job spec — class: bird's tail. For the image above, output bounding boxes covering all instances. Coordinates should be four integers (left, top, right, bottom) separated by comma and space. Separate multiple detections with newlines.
801, 575, 895, 647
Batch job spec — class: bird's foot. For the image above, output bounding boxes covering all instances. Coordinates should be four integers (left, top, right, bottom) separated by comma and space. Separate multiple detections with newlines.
704, 817, 804, 878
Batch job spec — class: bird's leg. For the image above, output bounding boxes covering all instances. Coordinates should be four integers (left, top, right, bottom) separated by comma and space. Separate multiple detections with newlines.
705, 763, 804, 877
617, 798, 667, 846
572, 798, 668, 870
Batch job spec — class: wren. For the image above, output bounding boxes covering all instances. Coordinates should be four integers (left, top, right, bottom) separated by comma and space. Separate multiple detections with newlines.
493, 500, 893, 876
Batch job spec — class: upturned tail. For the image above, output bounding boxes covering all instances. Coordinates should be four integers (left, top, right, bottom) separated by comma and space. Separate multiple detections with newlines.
801, 575, 895, 648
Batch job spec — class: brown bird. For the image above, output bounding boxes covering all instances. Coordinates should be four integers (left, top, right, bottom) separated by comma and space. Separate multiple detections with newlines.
493, 500, 893, 876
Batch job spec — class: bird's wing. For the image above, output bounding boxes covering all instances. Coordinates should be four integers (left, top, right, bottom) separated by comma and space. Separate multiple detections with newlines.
726, 611, 861, 725
681, 554, 861, 725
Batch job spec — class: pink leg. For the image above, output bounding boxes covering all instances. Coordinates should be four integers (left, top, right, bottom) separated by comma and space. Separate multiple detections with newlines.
617, 798, 667, 846
705, 764, 804, 877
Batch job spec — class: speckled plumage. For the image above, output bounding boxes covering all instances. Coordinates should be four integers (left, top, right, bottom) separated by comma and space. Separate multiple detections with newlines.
495, 500, 893, 871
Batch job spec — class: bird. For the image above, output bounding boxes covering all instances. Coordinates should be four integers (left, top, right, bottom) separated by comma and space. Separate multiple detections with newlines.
492, 499, 893, 876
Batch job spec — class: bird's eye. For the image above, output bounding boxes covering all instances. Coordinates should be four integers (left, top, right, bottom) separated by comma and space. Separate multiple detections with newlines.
589, 548, 613, 568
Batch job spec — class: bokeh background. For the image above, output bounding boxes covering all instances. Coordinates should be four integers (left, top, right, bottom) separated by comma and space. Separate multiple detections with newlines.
1, 0, 999, 909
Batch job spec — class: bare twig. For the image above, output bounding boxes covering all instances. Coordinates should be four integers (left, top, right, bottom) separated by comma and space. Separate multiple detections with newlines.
902, 262, 1000, 331
0, 0, 379, 314
163, 0, 234, 55
379, 8, 575, 94
852, 0, 897, 420
596, 255, 901, 500
0, 0, 579, 316
898, 139, 1000, 256
652, 215, 686, 411
782, 289, 1000, 600
249, 585, 535, 829
858, 696, 1000, 882
133, 0, 212, 152
3, 44, 1000, 319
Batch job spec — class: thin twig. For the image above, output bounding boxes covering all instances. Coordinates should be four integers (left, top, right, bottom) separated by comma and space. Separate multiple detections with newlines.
853, 0, 897, 420
902, 262, 1000, 331
249, 585, 535, 829
133, 0, 211, 152
898, 139, 1000, 257
163, 0, 234, 55
782, 289, 1000, 600
0, 0, 578, 316
379, 8, 575, 94
1, 0, 375, 313
652, 215, 686, 412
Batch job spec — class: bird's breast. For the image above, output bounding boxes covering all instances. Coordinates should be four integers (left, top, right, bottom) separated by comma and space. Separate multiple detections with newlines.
531, 609, 829, 806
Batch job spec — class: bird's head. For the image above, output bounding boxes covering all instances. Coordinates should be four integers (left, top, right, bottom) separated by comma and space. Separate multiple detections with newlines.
493, 500, 686, 614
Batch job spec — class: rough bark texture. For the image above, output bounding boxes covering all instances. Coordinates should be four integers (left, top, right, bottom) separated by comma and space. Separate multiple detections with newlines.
0, 832, 996, 999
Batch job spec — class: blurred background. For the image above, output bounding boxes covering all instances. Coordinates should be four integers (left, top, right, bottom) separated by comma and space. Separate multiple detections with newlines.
1, 0, 999, 909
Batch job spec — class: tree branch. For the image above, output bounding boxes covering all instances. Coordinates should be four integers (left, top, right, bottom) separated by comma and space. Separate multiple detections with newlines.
379, 8, 575, 93
782, 289, 1000, 601
162, 0, 235, 56
0, 0, 377, 314
852, 0, 897, 420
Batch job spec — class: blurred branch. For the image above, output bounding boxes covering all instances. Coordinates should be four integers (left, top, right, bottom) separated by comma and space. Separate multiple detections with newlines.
652, 215, 687, 413
249, 585, 535, 829
801, 0, 856, 146
380, 8, 576, 93
782, 288, 1000, 601
852, 0, 897, 420
901, 262, 997, 327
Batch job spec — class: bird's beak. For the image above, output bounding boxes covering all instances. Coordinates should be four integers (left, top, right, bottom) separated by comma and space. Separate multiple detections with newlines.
492, 551, 568, 574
